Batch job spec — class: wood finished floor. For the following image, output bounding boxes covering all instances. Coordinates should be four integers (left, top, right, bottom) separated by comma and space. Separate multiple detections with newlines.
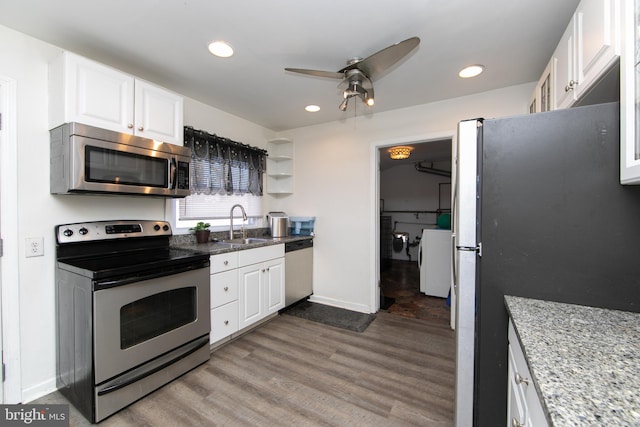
37, 312, 455, 426
381, 259, 452, 325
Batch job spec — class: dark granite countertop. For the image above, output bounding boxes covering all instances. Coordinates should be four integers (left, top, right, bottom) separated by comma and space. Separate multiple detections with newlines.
505, 295, 640, 426
171, 231, 312, 255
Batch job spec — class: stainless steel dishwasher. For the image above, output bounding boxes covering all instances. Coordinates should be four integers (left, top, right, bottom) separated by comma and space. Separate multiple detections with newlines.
284, 239, 313, 307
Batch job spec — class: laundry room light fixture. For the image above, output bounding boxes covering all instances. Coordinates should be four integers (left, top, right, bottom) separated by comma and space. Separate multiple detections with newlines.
208, 40, 234, 58
388, 146, 414, 160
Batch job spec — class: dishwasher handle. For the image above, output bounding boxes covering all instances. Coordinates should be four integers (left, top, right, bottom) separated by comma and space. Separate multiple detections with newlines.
285, 239, 313, 252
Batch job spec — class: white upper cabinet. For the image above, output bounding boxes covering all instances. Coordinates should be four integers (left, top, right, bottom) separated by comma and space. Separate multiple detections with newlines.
577, 0, 620, 92
133, 79, 183, 145
554, 0, 620, 109
529, 58, 554, 113
49, 52, 183, 145
553, 16, 578, 109
620, 0, 640, 184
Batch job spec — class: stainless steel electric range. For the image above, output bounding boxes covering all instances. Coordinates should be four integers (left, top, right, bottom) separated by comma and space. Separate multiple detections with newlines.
55, 220, 210, 423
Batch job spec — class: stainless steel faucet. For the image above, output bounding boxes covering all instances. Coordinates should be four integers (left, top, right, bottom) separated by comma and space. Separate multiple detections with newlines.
229, 204, 247, 239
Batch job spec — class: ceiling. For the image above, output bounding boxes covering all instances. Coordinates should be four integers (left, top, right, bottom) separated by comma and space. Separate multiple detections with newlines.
379, 139, 452, 171
0, 0, 579, 132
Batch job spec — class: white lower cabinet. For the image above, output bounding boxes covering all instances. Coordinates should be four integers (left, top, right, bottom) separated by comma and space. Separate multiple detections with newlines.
238, 246, 285, 329
210, 253, 239, 344
210, 301, 239, 344
209, 245, 284, 345
507, 321, 548, 427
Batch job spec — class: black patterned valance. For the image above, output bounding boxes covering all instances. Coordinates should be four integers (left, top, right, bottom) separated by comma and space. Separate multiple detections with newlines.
184, 126, 267, 196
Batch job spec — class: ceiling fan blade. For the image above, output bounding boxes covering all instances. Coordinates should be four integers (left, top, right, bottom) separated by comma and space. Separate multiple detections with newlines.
340, 36, 420, 80
284, 68, 344, 79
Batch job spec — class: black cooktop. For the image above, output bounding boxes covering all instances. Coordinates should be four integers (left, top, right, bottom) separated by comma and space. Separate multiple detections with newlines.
57, 247, 210, 280
55, 220, 210, 284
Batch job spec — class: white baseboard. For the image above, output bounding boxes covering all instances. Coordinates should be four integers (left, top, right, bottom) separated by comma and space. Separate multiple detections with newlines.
22, 378, 57, 404
307, 295, 371, 314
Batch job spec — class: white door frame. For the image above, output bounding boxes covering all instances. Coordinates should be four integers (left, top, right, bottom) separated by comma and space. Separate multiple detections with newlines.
370, 131, 455, 313
0, 75, 22, 403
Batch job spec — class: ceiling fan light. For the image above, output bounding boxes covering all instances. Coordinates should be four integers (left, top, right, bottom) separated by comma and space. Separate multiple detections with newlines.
339, 98, 349, 111
388, 146, 414, 160
366, 97, 375, 106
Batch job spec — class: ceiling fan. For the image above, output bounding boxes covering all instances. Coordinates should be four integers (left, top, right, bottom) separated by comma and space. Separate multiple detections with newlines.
285, 37, 420, 111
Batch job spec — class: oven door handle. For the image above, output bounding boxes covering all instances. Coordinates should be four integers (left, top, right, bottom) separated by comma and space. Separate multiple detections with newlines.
96, 336, 209, 396
94, 260, 209, 289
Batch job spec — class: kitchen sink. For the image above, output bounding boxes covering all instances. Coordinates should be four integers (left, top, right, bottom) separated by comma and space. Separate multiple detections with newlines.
209, 241, 243, 248
222, 237, 271, 245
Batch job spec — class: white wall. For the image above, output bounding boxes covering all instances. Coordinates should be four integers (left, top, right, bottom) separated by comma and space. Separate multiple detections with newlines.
381, 161, 451, 261
271, 84, 534, 313
0, 25, 276, 403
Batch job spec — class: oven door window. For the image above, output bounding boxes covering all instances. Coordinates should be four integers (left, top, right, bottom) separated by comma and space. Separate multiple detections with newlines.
86, 146, 168, 188
120, 287, 196, 349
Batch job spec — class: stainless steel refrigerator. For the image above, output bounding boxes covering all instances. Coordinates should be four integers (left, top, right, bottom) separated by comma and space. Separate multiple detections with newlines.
452, 102, 640, 426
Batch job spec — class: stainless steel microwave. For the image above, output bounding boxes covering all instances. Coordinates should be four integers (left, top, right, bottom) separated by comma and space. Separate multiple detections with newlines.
50, 122, 190, 198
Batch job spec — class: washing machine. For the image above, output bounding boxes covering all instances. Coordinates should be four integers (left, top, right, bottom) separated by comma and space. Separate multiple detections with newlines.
418, 228, 452, 297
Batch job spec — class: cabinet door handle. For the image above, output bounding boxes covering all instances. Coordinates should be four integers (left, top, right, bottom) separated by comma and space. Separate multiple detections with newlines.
224, 286, 229, 291
511, 418, 524, 427
127, 123, 134, 129
515, 372, 529, 386
224, 260, 229, 266
138, 126, 144, 131
262, 268, 266, 273
564, 79, 578, 92
224, 320, 229, 325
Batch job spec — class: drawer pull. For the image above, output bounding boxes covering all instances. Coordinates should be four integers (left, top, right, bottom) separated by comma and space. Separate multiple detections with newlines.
224, 260, 229, 266
515, 373, 529, 386
511, 417, 525, 427
224, 286, 229, 291
224, 320, 229, 325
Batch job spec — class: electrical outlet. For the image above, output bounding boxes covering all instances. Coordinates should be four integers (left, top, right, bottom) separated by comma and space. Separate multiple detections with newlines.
26, 237, 44, 257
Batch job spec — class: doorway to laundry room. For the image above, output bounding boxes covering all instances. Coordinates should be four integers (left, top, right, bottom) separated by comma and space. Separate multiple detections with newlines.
378, 138, 452, 325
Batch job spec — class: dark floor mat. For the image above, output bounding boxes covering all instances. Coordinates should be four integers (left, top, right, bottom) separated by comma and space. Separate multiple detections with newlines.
282, 301, 376, 332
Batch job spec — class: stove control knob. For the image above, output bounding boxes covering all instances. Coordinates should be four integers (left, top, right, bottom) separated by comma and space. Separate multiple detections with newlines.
78, 227, 89, 235
63, 229, 73, 237
153, 224, 161, 231
163, 225, 170, 231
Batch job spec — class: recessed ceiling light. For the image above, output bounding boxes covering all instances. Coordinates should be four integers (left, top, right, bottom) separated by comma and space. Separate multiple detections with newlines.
305, 105, 320, 112
208, 41, 234, 58
458, 64, 484, 78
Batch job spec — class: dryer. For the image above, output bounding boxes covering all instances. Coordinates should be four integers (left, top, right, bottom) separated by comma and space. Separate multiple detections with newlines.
418, 228, 452, 298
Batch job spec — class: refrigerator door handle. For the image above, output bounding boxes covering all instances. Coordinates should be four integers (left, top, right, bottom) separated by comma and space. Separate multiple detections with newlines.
451, 233, 457, 290
456, 244, 481, 256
